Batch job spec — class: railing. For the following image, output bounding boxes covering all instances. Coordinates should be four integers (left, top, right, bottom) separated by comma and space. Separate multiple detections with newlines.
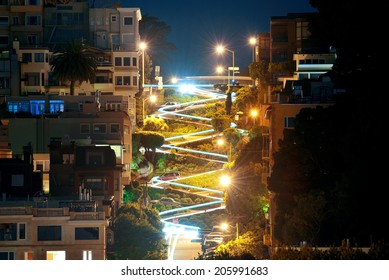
0, 206, 32, 215
33, 207, 69, 217
70, 212, 105, 220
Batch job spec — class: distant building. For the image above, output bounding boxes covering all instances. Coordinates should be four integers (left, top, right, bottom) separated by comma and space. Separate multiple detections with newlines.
0, 143, 42, 199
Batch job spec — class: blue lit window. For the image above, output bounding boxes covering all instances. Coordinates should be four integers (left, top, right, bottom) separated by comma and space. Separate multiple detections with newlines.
30, 100, 45, 115
7, 101, 29, 113
49, 100, 64, 113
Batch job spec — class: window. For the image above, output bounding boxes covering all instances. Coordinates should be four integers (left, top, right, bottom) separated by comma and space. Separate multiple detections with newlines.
27, 35, 37, 45
24, 252, 33, 260
37, 226, 61, 241
34, 160, 49, 172
27, 0, 40, 5
110, 123, 120, 133
132, 76, 138, 86
49, 100, 64, 113
75, 227, 99, 240
34, 53, 44, 62
30, 99, 45, 115
0, 35, 8, 44
123, 57, 130, 66
11, 174, 24, 186
106, 102, 121, 111
114, 57, 121, 66
115, 76, 122, 85
111, 15, 117, 22
132, 57, 137, 67
0, 16, 8, 26
18, 223, 26, 240
22, 53, 32, 63
84, 177, 106, 191
93, 123, 106, 133
123, 76, 130, 85
0, 77, 9, 89
123, 16, 133, 25
284, 117, 295, 129
0, 223, 17, 240
0, 252, 14, 260
26, 16, 41, 25
83, 250, 92, 260
46, 251, 65, 260
80, 123, 90, 134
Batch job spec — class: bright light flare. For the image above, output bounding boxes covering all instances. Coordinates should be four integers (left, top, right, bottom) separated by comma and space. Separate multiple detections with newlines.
220, 174, 231, 187
179, 84, 196, 94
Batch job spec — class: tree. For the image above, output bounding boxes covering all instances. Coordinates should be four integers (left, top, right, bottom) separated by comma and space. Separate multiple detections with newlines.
112, 202, 167, 260
139, 14, 176, 75
143, 115, 169, 131
225, 91, 232, 115
211, 116, 231, 133
50, 39, 98, 95
249, 60, 269, 85
222, 128, 241, 150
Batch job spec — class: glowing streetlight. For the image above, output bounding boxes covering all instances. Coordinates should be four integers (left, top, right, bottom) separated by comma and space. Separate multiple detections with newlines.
220, 174, 231, 188
250, 109, 258, 125
216, 45, 235, 85
220, 222, 239, 240
217, 138, 232, 162
171, 77, 178, 84
249, 36, 257, 63
143, 94, 157, 119
139, 42, 147, 88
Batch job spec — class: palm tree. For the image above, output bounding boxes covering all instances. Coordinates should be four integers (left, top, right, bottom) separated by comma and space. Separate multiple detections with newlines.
50, 39, 97, 95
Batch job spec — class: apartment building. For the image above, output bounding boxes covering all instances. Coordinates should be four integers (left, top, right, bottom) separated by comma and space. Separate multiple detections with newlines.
0, 1, 142, 124
0, 201, 108, 260
270, 12, 317, 63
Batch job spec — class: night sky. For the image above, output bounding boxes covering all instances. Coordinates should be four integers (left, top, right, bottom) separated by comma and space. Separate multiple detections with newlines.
128, 0, 317, 79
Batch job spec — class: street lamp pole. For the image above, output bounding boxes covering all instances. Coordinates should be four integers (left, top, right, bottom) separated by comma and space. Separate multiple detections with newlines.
249, 37, 257, 63
139, 42, 147, 88
142, 94, 156, 120
216, 46, 235, 86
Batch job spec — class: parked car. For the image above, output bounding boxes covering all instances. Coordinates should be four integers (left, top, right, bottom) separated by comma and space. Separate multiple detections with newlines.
158, 102, 181, 111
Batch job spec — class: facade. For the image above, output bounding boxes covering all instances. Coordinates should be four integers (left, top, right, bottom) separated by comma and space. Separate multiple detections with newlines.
0, 2, 142, 125
0, 201, 108, 260
270, 13, 317, 64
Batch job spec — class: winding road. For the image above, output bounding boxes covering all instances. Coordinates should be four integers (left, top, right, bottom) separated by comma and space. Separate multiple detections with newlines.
148, 85, 232, 259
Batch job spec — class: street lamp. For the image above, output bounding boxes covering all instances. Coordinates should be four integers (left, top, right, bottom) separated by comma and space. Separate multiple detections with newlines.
220, 174, 231, 188
250, 109, 258, 126
139, 42, 147, 88
249, 37, 257, 63
216, 45, 235, 85
217, 138, 232, 162
216, 66, 228, 85
143, 94, 157, 119
220, 222, 239, 240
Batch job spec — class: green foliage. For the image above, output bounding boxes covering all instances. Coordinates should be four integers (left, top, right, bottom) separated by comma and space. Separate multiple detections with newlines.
249, 60, 269, 83
271, 243, 389, 260
214, 231, 268, 260
135, 131, 165, 151
222, 128, 241, 149
211, 115, 231, 133
113, 202, 167, 260
143, 116, 169, 131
